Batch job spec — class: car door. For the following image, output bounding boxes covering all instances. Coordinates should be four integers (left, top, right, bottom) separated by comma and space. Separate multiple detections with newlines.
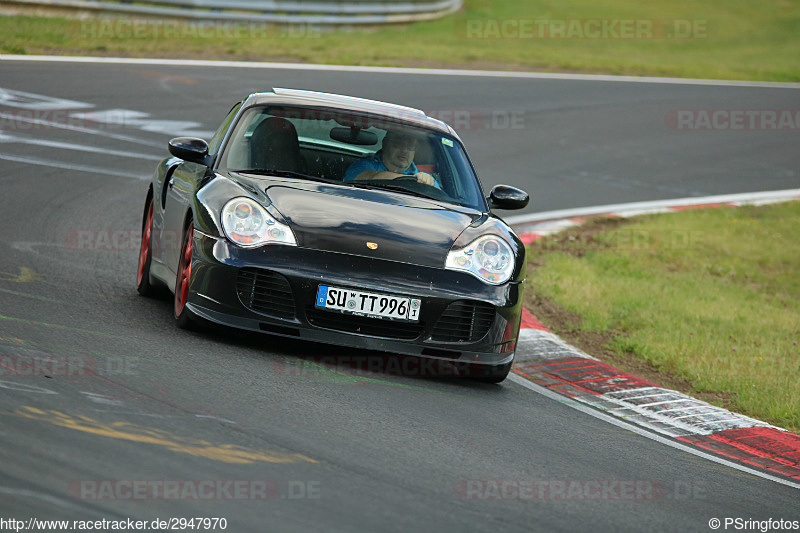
160, 162, 206, 288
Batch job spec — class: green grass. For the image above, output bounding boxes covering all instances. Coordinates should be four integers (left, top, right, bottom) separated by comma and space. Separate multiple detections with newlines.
525, 202, 800, 432
1, 0, 799, 81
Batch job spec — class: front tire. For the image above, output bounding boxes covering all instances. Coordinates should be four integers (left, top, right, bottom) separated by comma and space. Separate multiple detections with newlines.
136, 197, 155, 296
174, 218, 195, 329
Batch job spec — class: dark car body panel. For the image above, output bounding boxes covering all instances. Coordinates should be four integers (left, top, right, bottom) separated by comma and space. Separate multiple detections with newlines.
264, 181, 480, 267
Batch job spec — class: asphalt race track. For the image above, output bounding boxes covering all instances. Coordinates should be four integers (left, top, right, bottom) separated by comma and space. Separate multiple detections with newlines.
0, 58, 798, 532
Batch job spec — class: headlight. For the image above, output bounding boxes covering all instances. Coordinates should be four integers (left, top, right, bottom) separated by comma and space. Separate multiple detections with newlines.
221, 197, 296, 247
445, 235, 515, 285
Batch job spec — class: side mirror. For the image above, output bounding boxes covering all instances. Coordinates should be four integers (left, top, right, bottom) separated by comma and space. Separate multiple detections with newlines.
488, 184, 530, 210
168, 137, 209, 165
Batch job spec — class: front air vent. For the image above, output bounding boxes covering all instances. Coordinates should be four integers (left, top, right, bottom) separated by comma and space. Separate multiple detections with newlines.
236, 268, 296, 319
430, 301, 495, 342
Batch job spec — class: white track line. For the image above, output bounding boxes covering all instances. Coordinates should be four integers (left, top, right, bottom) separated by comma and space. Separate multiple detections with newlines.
0, 111, 163, 148
0, 152, 147, 179
0, 131, 162, 160
0, 485, 95, 513
509, 373, 800, 490
2, 55, 800, 88
505, 188, 800, 225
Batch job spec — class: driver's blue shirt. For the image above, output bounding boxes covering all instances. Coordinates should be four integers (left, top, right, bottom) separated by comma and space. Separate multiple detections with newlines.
344, 153, 418, 182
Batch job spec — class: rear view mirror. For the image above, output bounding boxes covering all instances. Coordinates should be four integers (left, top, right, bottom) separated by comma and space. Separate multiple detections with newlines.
330, 127, 378, 146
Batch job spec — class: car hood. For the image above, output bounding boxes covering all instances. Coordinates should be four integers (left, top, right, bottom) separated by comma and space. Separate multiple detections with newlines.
261, 180, 482, 268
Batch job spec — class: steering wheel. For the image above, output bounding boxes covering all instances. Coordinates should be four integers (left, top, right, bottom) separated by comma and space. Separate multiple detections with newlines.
393, 174, 442, 189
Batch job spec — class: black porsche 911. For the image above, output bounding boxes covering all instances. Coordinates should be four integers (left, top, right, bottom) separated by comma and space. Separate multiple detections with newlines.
137, 88, 529, 382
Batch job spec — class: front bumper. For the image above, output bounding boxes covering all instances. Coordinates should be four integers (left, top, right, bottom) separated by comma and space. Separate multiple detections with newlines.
187, 231, 523, 369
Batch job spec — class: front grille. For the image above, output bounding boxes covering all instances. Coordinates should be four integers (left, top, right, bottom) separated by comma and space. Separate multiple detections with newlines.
430, 301, 495, 342
306, 308, 424, 340
236, 268, 296, 319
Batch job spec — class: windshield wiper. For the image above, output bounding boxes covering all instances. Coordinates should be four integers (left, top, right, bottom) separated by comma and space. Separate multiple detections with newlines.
349, 181, 441, 201
235, 169, 338, 185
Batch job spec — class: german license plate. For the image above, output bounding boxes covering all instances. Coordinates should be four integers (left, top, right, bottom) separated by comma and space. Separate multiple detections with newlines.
315, 285, 421, 322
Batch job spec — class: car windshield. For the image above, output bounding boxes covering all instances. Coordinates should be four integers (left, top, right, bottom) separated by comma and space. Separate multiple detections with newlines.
217, 105, 487, 210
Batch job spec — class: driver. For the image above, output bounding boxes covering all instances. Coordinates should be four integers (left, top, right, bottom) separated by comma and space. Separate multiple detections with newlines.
344, 130, 440, 187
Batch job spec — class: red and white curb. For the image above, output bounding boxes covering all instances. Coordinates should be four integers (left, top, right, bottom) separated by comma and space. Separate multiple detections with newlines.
509, 189, 800, 483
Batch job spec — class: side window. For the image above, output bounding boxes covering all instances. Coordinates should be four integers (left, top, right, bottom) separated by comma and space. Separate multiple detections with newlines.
207, 103, 242, 156
437, 137, 483, 209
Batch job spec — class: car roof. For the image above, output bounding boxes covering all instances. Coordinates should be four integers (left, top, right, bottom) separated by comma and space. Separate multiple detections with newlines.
242, 88, 459, 139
